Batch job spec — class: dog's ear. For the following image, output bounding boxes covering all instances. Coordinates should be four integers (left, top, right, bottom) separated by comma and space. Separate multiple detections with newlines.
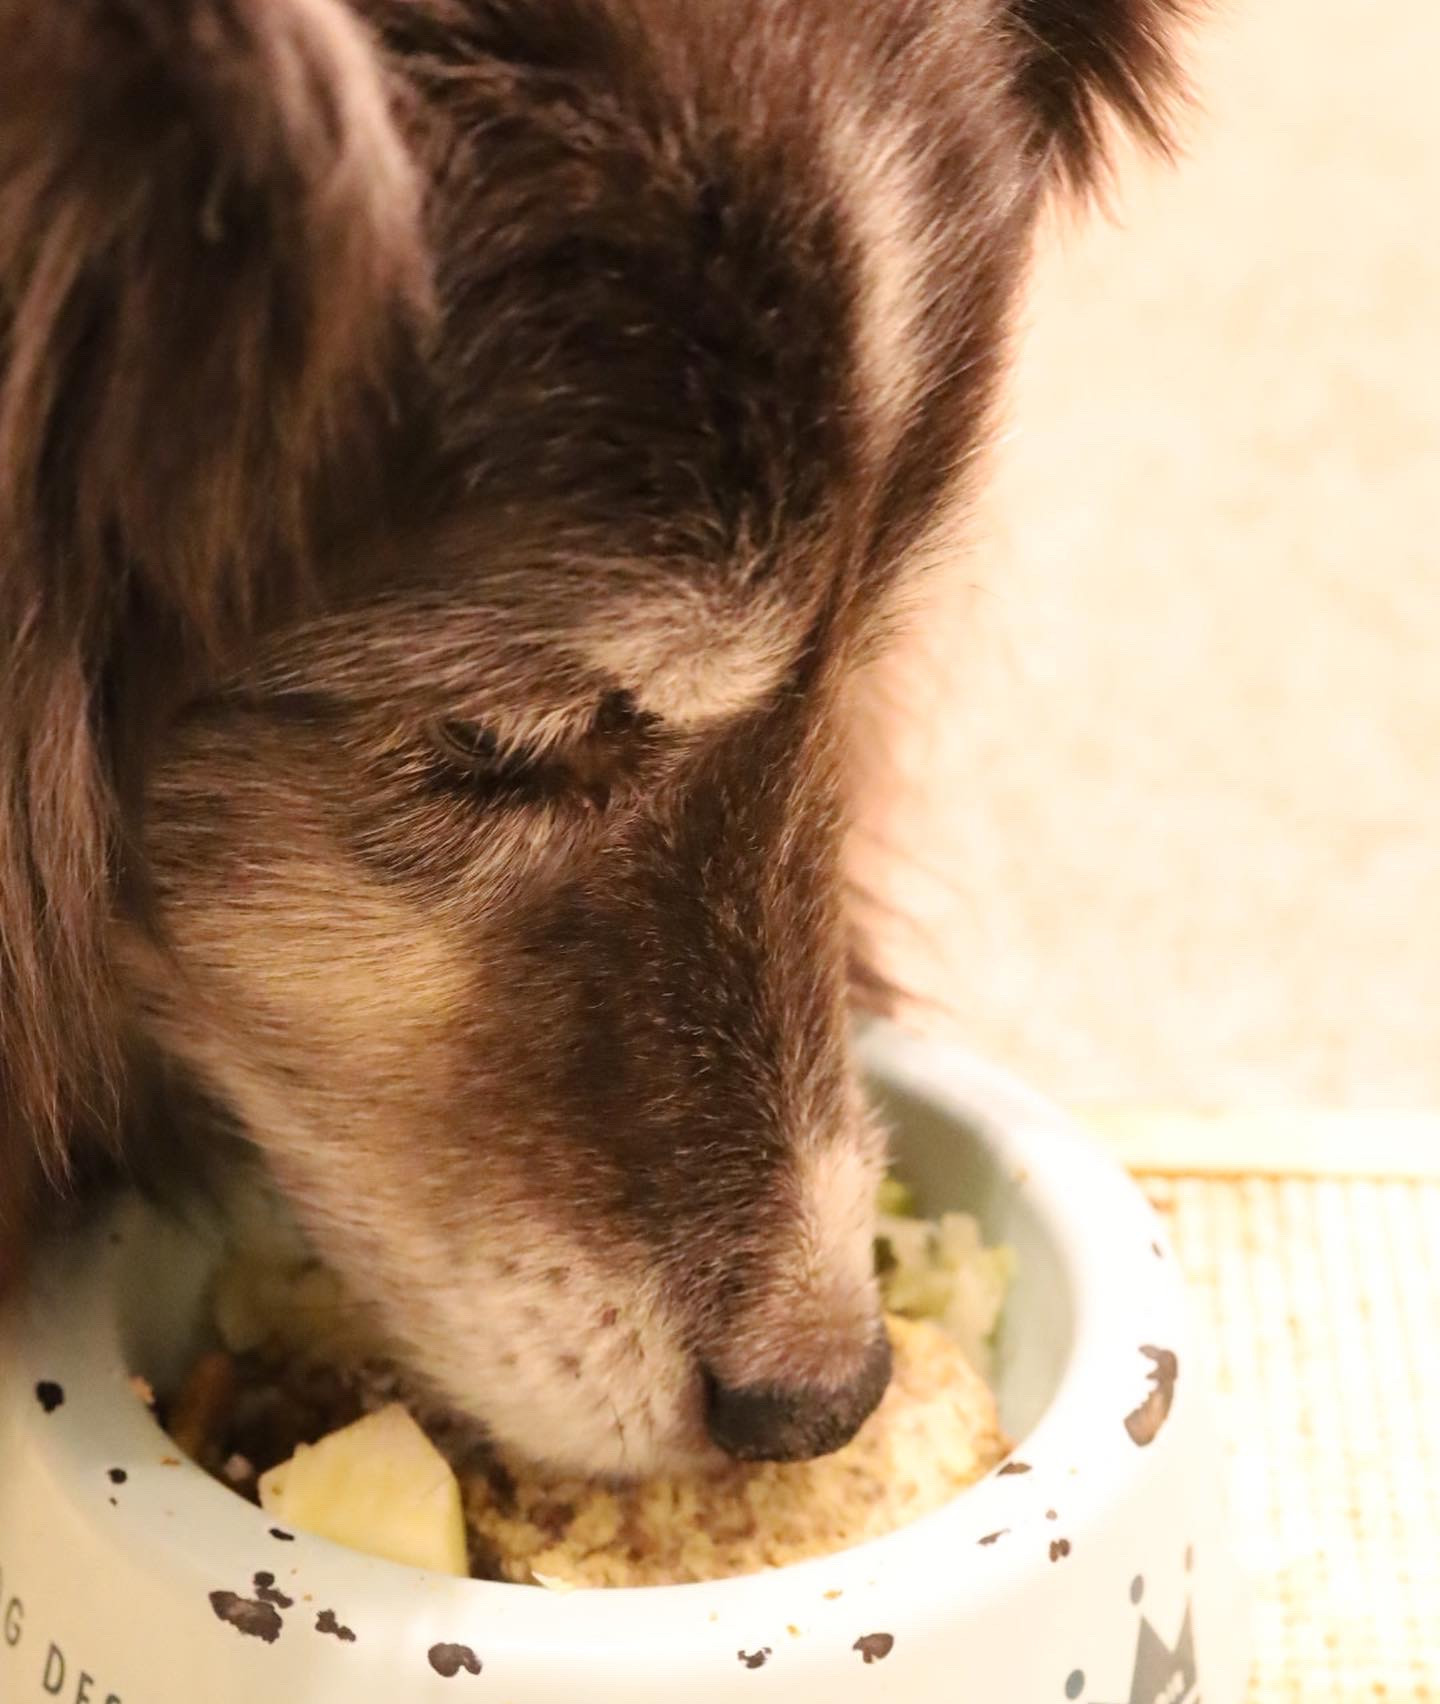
1004, 0, 1193, 192
0, 0, 429, 1261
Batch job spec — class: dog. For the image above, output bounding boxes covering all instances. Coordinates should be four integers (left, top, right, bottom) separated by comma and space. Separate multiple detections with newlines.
0, 0, 1187, 1479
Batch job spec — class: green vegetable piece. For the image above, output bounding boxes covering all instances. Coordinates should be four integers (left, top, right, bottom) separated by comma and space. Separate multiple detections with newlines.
876, 1176, 916, 1218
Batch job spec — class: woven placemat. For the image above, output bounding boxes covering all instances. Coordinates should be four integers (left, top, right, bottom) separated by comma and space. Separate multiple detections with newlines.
1138, 1175, 1440, 1703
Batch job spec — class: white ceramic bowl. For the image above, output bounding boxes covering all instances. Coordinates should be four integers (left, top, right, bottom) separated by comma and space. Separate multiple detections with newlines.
0, 1025, 1249, 1703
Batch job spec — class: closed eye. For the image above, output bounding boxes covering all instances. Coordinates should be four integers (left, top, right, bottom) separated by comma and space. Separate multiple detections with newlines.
425, 690, 656, 811
431, 719, 536, 778
427, 719, 554, 801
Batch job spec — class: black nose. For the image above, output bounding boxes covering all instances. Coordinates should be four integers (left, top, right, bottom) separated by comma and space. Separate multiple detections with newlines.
703, 1331, 893, 1463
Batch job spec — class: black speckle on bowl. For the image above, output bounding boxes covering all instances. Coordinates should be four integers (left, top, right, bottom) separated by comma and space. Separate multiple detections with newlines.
998, 1460, 1031, 1477
270, 1527, 295, 1542
1124, 1347, 1179, 1447
108, 1467, 127, 1485
1049, 1539, 1072, 1562
854, 1633, 895, 1664
210, 1589, 284, 1644
737, 1648, 771, 1670
317, 1609, 357, 1643
35, 1380, 64, 1414
978, 1530, 1009, 1546
428, 1643, 482, 1679
252, 1572, 294, 1609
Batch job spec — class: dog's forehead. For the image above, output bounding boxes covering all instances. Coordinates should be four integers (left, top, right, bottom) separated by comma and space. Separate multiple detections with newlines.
265, 0, 1030, 729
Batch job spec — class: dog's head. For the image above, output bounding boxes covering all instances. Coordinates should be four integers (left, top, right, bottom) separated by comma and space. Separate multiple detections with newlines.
0, 0, 1188, 1474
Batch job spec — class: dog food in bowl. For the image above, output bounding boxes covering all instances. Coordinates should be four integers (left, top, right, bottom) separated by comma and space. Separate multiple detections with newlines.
157, 1187, 1013, 1587
455, 1312, 1004, 1586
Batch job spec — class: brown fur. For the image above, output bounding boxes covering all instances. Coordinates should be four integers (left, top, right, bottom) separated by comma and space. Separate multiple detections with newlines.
0, 0, 1189, 1469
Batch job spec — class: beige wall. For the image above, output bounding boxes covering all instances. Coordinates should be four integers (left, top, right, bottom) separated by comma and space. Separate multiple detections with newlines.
859, 0, 1440, 1107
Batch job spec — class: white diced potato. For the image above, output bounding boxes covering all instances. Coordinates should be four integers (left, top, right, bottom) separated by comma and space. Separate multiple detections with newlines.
258, 1403, 468, 1576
